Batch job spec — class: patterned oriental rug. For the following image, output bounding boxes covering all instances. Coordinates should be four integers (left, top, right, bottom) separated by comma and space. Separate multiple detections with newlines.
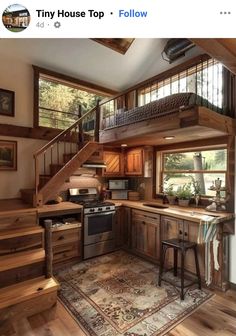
55, 251, 213, 336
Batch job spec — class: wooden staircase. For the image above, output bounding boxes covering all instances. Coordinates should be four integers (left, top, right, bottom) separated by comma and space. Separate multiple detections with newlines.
21, 104, 102, 207
0, 210, 59, 334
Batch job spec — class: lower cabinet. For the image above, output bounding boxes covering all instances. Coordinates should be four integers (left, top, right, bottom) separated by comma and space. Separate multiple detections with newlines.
52, 224, 82, 264
115, 207, 131, 248
131, 209, 160, 261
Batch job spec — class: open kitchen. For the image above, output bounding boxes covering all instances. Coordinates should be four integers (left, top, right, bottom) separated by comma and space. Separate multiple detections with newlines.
0, 38, 236, 336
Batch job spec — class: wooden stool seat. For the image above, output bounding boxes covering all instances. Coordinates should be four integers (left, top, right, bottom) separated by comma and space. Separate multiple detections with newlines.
158, 238, 201, 300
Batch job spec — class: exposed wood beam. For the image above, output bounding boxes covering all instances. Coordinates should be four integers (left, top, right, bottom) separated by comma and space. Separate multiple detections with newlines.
191, 39, 236, 75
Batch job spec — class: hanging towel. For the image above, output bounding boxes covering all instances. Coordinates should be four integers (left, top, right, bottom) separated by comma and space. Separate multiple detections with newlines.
198, 215, 220, 285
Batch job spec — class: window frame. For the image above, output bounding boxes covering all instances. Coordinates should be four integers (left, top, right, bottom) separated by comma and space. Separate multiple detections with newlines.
155, 142, 229, 199
33, 65, 117, 130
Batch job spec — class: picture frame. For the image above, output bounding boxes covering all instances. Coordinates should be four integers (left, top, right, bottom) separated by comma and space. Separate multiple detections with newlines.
0, 140, 17, 171
0, 88, 15, 117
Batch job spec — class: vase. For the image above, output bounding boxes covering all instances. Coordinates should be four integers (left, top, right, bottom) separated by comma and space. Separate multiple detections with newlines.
167, 195, 176, 205
178, 199, 190, 207
195, 194, 200, 207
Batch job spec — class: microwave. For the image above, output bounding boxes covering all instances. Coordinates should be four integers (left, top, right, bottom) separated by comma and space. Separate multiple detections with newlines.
109, 179, 128, 190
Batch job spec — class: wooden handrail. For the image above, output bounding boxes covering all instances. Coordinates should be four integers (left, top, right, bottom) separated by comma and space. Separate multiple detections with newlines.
34, 106, 96, 157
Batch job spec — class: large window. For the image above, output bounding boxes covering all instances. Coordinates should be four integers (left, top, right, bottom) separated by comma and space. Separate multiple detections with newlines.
158, 147, 227, 197
33, 67, 114, 130
138, 58, 223, 111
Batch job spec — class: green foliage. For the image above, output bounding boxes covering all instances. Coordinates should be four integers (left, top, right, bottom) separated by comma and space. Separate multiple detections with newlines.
39, 78, 105, 129
164, 153, 185, 170
164, 184, 176, 196
176, 183, 192, 200
190, 176, 201, 195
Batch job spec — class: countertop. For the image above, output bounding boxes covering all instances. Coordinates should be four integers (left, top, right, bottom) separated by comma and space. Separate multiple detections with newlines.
37, 201, 83, 216
112, 200, 234, 224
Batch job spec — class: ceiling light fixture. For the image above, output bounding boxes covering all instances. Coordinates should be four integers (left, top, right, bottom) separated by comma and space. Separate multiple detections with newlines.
121, 144, 128, 147
164, 136, 175, 140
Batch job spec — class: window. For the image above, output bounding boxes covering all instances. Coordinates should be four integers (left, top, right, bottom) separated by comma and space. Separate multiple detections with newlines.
138, 58, 224, 111
158, 147, 227, 197
33, 66, 114, 130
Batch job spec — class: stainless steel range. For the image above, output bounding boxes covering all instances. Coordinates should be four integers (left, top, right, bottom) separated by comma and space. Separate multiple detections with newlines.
69, 188, 116, 259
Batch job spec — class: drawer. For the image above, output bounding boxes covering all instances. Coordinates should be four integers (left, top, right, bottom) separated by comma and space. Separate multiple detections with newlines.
0, 211, 37, 230
0, 232, 43, 256
53, 243, 80, 263
132, 209, 160, 225
52, 228, 81, 247
0, 261, 44, 289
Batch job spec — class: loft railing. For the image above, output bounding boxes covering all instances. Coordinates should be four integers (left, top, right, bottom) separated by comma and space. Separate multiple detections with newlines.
34, 102, 100, 201
98, 54, 232, 130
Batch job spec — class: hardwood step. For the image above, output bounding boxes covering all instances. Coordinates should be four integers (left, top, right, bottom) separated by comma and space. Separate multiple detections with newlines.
0, 276, 59, 334
0, 276, 59, 310
0, 248, 45, 272
0, 226, 44, 240
50, 163, 64, 176
39, 175, 51, 189
63, 153, 76, 163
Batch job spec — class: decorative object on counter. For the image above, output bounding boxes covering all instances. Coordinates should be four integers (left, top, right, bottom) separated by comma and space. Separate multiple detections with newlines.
55, 251, 212, 336
0, 140, 17, 171
165, 183, 176, 204
206, 178, 228, 212
176, 183, 192, 206
128, 191, 140, 201
191, 176, 201, 207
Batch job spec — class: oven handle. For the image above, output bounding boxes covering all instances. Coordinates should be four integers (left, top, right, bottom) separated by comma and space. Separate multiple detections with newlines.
84, 211, 115, 218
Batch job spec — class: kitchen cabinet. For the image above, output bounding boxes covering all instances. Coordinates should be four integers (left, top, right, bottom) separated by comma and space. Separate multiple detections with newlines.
52, 224, 81, 264
103, 151, 124, 176
125, 148, 143, 176
131, 209, 160, 260
115, 207, 131, 248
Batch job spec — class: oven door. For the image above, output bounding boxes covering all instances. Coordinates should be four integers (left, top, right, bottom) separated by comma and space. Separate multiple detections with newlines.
84, 211, 115, 245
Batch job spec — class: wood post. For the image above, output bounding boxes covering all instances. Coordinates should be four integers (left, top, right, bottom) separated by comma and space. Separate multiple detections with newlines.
78, 105, 84, 149
95, 100, 100, 142
44, 219, 53, 278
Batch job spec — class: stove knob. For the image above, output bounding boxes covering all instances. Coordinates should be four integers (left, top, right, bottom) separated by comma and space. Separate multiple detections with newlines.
98, 208, 103, 211
106, 207, 110, 210
90, 209, 95, 212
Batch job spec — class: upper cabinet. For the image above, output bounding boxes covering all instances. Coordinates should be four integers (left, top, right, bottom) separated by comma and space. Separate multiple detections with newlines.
125, 148, 143, 176
103, 151, 124, 176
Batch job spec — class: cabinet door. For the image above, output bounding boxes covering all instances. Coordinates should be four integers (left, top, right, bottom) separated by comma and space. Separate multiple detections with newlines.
161, 216, 183, 266
115, 207, 131, 248
132, 209, 160, 260
104, 151, 123, 176
125, 149, 143, 175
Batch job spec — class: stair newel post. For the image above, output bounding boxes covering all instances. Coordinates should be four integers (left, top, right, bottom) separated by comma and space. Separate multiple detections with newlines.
95, 99, 101, 142
34, 154, 39, 207
78, 105, 84, 149
44, 219, 53, 278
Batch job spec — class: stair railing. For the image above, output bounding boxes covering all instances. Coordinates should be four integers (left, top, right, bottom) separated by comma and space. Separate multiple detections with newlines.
34, 103, 100, 206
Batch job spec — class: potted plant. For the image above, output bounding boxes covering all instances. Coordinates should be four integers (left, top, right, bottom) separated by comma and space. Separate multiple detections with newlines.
190, 176, 201, 207
164, 184, 176, 204
176, 183, 192, 206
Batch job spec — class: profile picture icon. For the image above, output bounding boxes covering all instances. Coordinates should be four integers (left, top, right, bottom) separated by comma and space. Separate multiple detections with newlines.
2, 4, 30, 32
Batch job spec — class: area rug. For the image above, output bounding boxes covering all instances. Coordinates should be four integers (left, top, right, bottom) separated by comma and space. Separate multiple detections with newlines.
55, 251, 213, 336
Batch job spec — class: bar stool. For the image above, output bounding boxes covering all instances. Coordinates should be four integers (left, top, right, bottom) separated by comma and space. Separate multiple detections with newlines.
158, 238, 201, 300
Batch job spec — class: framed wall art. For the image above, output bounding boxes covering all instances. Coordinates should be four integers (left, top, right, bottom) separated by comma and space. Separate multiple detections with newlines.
0, 88, 15, 117
0, 140, 17, 170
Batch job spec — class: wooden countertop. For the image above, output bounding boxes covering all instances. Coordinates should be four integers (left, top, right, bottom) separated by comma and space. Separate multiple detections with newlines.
112, 200, 234, 223
37, 202, 83, 216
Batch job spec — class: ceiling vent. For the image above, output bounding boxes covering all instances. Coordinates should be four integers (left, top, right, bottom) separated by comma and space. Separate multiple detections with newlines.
162, 39, 195, 64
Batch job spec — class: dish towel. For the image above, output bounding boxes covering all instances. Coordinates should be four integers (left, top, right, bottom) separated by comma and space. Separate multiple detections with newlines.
198, 215, 220, 286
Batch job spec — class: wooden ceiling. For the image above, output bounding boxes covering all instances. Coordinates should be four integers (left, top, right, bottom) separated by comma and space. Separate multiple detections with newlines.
192, 39, 236, 75
91, 39, 135, 54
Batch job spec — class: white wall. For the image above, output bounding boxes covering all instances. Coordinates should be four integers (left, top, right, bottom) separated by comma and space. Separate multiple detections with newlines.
0, 54, 46, 199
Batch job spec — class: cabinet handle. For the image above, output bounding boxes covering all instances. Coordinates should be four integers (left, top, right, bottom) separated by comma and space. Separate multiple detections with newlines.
184, 232, 188, 236
142, 221, 145, 225
58, 236, 65, 240
179, 230, 182, 235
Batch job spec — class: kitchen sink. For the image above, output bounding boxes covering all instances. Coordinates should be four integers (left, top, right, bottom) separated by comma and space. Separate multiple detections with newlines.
142, 203, 169, 209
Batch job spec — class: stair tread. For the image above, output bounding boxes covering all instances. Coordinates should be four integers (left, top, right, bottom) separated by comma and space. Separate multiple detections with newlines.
0, 248, 45, 272
0, 276, 59, 309
0, 226, 44, 239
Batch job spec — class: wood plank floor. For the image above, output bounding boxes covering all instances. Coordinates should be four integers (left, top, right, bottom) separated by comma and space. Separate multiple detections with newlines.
8, 290, 236, 336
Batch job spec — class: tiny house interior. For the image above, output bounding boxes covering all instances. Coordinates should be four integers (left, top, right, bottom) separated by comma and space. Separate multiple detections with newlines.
0, 38, 236, 335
